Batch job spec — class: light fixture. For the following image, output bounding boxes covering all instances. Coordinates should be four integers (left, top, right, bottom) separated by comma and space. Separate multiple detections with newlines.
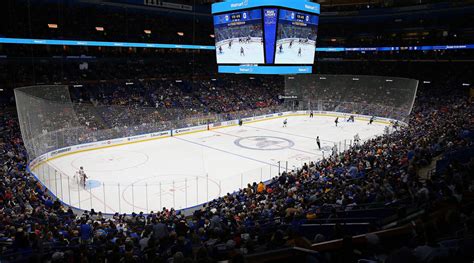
48, 24, 58, 29
95, 27, 104, 32
144, 30, 152, 34
210, 34, 215, 38
177, 32, 184, 36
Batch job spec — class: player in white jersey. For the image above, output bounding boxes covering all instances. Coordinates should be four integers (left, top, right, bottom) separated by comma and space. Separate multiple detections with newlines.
78, 166, 88, 188
283, 118, 288, 127
354, 133, 360, 145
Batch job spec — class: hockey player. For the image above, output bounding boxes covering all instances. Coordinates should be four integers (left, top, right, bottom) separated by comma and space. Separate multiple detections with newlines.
354, 133, 360, 145
238, 119, 243, 126
228, 40, 232, 49
393, 120, 399, 130
368, 116, 375, 125
218, 46, 223, 54
279, 44, 283, 53
298, 47, 302, 56
240, 47, 245, 56
283, 118, 288, 127
335, 117, 339, 127
289, 39, 294, 48
347, 115, 355, 122
309, 110, 314, 118
316, 136, 321, 150
78, 166, 88, 188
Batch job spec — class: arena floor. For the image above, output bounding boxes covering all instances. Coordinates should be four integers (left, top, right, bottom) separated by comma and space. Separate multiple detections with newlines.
41, 115, 389, 214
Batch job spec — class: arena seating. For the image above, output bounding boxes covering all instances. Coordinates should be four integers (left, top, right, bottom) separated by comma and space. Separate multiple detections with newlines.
0, 0, 473, 262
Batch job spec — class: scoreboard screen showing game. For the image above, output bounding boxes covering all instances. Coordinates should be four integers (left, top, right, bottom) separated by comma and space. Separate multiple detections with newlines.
212, 0, 320, 74
214, 9, 264, 64
274, 9, 319, 64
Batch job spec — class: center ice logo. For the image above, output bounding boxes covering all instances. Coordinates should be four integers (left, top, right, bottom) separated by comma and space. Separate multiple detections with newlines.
234, 136, 295, 151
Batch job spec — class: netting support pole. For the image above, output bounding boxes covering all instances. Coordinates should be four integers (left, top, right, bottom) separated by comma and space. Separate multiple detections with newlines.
68, 176, 71, 205
42, 164, 45, 186
278, 161, 281, 175
118, 183, 121, 214
132, 183, 135, 212
54, 169, 58, 196
173, 181, 176, 208
344, 140, 347, 152
185, 178, 188, 208
260, 168, 263, 182
89, 185, 93, 210
286, 161, 288, 173
59, 172, 63, 199
145, 183, 148, 214
339, 141, 342, 154
78, 185, 81, 209
103, 183, 106, 213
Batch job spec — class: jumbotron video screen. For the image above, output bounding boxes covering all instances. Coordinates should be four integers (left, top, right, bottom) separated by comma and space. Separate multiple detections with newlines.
212, 3, 320, 74
214, 9, 265, 64
274, 9, 319, 64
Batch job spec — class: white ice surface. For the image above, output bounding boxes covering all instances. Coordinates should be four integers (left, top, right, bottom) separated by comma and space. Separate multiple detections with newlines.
274, 40, 316, 64
216, 40, 265, 64
40, 115, 388, 213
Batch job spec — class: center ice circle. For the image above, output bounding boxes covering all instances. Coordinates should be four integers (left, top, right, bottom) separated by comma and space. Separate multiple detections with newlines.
71, 151, 149, 172
234, 136, 295, 151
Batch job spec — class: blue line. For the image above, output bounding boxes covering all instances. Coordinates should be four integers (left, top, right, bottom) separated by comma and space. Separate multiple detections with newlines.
173, 136, 279, 167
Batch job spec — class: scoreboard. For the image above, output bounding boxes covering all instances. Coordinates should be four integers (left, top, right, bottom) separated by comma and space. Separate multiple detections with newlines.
212, 0, 320, 74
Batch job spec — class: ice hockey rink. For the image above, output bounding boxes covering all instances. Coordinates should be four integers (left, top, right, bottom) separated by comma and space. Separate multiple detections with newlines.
216, 40, 265, 64
36, 115, 389, 214
274, 40, 316, 64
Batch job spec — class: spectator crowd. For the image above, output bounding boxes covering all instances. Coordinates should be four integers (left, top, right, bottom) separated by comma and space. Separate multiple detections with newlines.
1, 75, 473, 262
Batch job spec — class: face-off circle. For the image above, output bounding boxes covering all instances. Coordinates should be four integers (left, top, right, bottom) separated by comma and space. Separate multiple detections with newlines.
234, 136, 295, 151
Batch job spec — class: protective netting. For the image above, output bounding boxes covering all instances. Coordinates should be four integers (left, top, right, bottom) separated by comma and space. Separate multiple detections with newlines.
284, 75, 418, 122
15, 86, 81, 160
15, 85, 285, 161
